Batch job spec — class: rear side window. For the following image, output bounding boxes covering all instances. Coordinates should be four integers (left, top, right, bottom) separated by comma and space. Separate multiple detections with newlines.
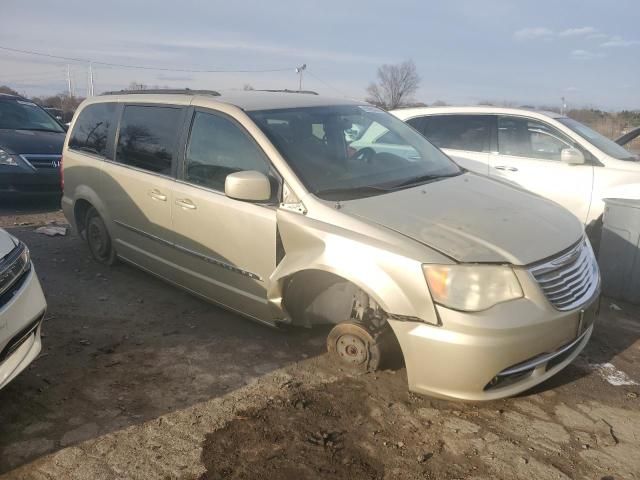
184, 111, 270, 191
116, 105, 183, 175
413, 115, 493, 153
69, 103, 116, 157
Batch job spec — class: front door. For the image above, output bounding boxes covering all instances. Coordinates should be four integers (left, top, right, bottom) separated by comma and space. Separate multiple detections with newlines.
170, 109, 278, 322
489, 115, 594, 223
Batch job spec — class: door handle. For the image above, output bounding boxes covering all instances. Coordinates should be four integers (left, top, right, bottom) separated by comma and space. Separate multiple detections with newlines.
175, 198, 197, 210
148, 189, 167, 201
494, 165, 519, 172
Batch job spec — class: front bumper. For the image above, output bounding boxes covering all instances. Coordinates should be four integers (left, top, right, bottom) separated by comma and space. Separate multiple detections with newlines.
0, 268, 47, 390
389, 292, 600, 401
0, 167, 61, 196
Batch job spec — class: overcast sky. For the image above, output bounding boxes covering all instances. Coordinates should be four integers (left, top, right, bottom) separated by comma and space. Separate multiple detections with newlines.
2, 0, 639, 109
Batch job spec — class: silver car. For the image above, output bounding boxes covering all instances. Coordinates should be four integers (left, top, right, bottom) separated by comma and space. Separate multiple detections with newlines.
61, 90, 600, 400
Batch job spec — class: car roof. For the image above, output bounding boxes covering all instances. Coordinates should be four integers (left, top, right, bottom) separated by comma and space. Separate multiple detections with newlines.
91, 90, 366, 111
391, 105, 566, 121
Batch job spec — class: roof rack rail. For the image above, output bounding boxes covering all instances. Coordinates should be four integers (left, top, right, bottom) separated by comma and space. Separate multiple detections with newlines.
255, 89, 319, 95
101, 88, 220, 96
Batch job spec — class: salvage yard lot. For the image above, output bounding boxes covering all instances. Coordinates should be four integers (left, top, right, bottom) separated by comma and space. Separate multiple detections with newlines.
1, 200, 639, 480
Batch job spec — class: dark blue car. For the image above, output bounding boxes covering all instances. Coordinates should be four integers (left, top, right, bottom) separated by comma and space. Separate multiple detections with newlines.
0, 94, 66, 197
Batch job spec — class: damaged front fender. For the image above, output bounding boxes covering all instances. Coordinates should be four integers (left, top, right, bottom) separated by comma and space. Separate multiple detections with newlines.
267, 208, 440, 326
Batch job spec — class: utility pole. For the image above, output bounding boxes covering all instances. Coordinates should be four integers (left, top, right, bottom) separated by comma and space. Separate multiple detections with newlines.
87, 62, 94, 97
295, 64, 307, 91
66, 64, 72, 97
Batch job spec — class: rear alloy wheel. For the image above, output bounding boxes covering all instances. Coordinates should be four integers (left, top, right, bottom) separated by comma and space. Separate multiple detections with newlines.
85, 207, 117, 265
327, 323, 384, 373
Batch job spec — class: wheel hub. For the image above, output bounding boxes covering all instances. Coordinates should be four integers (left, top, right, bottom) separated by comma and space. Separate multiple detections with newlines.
336, 333, 367, 365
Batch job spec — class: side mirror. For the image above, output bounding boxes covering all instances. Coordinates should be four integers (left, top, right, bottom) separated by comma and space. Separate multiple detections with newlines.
225, 170, 271, 202
561, 147, 585, 165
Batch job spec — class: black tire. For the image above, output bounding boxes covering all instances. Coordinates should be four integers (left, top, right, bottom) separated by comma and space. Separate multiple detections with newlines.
327, 323, 388, 373
85, 207, 117, 265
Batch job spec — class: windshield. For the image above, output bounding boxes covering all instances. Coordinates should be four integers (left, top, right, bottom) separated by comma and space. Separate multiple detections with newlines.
558, 117, 636, 161
249, 105, 462, 200
0, 99, 65, 133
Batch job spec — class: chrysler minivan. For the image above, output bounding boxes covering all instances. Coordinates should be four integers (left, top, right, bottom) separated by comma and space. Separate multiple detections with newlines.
62, 90, 600, 400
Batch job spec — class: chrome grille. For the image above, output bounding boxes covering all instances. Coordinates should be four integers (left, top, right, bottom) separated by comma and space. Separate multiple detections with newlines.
20, 154, 62, 169
529, 238, 600, 311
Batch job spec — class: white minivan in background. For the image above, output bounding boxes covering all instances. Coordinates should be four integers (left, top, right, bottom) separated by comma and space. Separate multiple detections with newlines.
391, 107, 640, 238
0, 229, 46, 390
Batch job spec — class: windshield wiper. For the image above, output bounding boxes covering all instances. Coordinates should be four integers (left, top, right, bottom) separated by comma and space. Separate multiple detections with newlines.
389, 170, 464, 189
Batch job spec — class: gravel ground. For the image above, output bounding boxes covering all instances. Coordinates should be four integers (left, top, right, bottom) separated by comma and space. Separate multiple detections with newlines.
1, 199, 639, 480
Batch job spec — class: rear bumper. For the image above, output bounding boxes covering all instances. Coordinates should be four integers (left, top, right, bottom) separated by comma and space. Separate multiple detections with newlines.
0, 268, 47, 390
389, 294, 599, 401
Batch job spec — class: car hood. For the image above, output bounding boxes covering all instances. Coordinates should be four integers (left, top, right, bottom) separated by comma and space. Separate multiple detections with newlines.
0, 229, 17, 259
0, 129, 65, 155
339, 173, 583, 265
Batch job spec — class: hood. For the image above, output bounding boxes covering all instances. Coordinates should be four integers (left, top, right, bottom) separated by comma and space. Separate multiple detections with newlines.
339, 173, 583, 265
0, 229, 17, 259
0, 129, 65, 155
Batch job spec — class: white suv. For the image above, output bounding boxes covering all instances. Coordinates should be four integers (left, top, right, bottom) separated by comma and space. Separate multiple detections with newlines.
0, 228, 46, 390
392, 107, 640, 235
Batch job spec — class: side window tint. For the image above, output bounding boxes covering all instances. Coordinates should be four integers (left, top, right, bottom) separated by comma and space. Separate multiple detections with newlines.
498, 116, 575, 161
69, 103, 116, 157
116, 105, 182, 175
422, 115, 492, 152
185, 111, 270, 191
406, 117, 425, 132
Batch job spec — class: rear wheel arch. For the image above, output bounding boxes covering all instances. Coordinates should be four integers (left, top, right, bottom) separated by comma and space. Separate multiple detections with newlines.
73, 198, 94, 239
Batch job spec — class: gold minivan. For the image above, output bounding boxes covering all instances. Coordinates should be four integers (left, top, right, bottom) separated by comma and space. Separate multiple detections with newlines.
62, 90, 600, 400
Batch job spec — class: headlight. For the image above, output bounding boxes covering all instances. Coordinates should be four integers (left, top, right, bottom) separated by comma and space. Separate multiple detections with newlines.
423, 264, 523, 312
0, 148, 18, 166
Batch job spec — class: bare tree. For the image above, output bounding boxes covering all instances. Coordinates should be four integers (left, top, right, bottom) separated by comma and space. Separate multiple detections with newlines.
127, 82, 148, 91
366, 60, 421, 110
243, 84, 255, 91
0, 85, 19, 95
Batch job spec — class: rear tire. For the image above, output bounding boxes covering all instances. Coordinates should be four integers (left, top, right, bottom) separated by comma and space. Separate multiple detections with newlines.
327, 323, 389, 373
85, 207, 117, 266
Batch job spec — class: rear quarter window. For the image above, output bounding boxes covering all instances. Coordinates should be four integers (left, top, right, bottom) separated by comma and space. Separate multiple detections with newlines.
69, 103, 117, 157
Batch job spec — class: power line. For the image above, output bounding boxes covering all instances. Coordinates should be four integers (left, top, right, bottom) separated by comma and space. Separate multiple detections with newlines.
0, 45, 295, 73
306, 70, 349, 97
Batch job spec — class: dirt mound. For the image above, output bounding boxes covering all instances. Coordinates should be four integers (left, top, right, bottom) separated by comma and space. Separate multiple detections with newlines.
199, 379, 385, 479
